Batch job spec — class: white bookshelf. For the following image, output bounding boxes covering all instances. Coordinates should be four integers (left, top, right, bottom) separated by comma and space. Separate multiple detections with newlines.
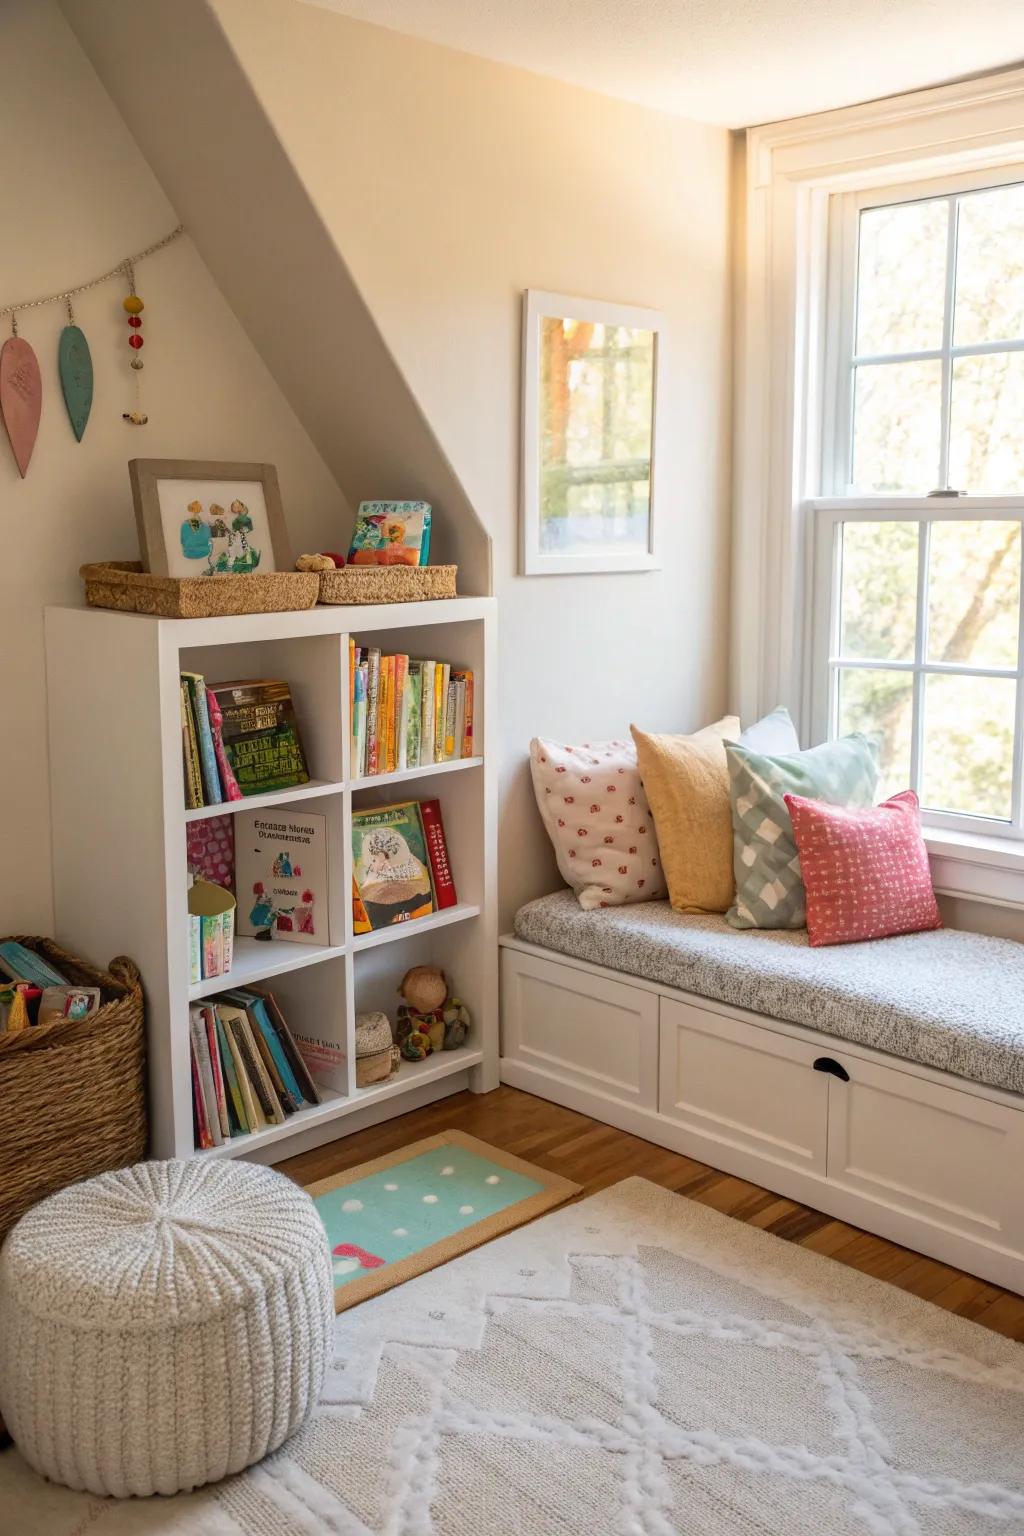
44, 597, 498, 1163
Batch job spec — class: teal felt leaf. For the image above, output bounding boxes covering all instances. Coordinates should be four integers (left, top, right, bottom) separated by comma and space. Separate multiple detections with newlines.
58, 325, 93, 442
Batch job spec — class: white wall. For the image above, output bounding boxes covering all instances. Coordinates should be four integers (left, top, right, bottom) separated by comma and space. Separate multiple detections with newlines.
0, 0, 343, 937
211, 0, 734, 925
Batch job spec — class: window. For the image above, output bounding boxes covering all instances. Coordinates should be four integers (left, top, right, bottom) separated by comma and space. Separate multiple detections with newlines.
811, 173, 1024, 836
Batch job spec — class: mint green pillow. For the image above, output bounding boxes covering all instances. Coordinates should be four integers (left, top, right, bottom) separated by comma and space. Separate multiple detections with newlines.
725, 734, 880, 930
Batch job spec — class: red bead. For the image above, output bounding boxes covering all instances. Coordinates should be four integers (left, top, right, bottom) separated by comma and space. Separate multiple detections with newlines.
128, 334, 144, 350
128, 315, 142, 328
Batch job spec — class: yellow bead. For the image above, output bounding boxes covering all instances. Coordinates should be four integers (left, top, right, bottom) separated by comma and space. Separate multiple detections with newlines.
122, 295, 145, 315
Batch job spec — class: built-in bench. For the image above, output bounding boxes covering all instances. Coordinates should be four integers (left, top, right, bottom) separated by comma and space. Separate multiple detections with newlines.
500, 890, 1024, 1293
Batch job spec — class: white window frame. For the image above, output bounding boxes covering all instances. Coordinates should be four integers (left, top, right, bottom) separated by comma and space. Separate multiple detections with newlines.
737, 65, 1024, 907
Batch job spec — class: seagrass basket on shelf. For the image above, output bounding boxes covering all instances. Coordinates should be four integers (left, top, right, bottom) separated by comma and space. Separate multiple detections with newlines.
0, 938, 147, 1248
80, 561, 320, 619
317, 564, 457, 605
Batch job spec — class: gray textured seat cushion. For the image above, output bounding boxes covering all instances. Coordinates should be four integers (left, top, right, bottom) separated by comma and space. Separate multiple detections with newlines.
513, 889, 1024, 1096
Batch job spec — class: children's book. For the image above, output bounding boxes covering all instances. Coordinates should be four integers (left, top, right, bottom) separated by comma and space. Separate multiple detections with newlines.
351, 801, 433, 932
190, 1036, 212, 1150
189, 1006, 223, 1147
205, 686, 244, 802
393, 654, 408, 772
181, 672, 222, 806
348, 501, 431, 566
221, 988, 306, 1114
235, 809, 329, 945
220, 1005, 283, 1125
405, 661, 423, 770
452, 668, 474, 757
419, 661, 436, 768
365, 649, 381, 776
202, 1005, 231, 1139
251, 987, 323, 1106
352, 661, 367, 780
420, 797, 457, 909
0, 941, 68, 988
216, 1005, 264, 1131
209, 680, 309, 796
180, 680, 204, 808
214, 1009, 249, 1133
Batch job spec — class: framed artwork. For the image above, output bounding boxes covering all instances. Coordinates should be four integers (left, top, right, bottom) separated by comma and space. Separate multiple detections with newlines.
129, 459, 293, 578
520, 290, 663, 576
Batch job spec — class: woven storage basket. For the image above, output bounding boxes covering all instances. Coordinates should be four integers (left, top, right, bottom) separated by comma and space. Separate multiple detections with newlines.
0, 939, 146, 1246
80, 561, 319, 619
354, 1011, 398, 1087
317, 564, 457, 605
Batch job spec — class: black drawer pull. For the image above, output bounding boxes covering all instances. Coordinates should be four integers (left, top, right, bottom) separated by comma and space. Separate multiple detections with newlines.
813, 1056, 850, 1082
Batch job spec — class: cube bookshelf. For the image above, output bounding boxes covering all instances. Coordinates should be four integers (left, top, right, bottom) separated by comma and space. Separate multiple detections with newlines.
45, 597, 497, 1162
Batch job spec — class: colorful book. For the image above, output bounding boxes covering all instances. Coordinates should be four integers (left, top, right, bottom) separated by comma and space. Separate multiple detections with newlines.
444, 679, 457, 761
393, 655, 409, 772
222, 989, 306, 1114
180, 679, 204, 809
420, 661, 436, 769
189, 1006, 223, 1147
348, 501, 431, 567
252, 988, 323, 1106
453, 668, 474, 757
0, 941, 68, 988
382, 655, 397, 774
420, 797, 457, 909
209, 679, 309, 796
351, 801, 434, 931
235, 809, 329, 945
190, 1035, 212, 1150
187, 879, 237, 980
352, 662, 367, 780
203, 1005, 231, 1139
206, 686, 244, 802
223, 1006, 283, 1125
433, 663, 449, 763
182, 673, 223, 806
214, 1010, 248, 1133
405, 661, 423, 771
217, 1006, 265, 1130
366, 649, 381, 776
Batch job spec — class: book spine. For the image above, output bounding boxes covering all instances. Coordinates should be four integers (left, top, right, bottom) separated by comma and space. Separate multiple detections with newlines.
203, 1007, 231, 1138
222, 908, 234, 974
383, 656, 397, 773
366, 649, 381, 776
459, 670, 475, 758
251, 1000, 304, 1111
200, 913, 225, 980
181, 680, 204, 809
348, 635, 356, 749
453, 680, 466, 764
188, 915, 201, 986
420, 661, 435, 768
433, 663, 447, 763
232, 1016, 281, 1124
351, 663, 366, 780
215, 1013, 248, 1132
420, 797, 457, 908
186, 675, 223, 805
356, 663, 368, 777
223, 1012, 263, 1129
444, 679, 457, 761
406, 664, 422, 771
190, 1008, 223, 1146
253, 989, 322, 1106
205, 686, 244, 802
395, 654, 409, 772
190, 1035, 213, 1150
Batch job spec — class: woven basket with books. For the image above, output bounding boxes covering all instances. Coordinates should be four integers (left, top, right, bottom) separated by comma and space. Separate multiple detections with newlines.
0, 938, 146, 1246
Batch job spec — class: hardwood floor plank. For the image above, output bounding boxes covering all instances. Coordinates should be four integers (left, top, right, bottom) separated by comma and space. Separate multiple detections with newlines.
278, 1085, 1024, 1340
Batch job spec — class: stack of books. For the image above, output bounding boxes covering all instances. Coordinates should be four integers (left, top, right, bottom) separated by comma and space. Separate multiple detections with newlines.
189, 987, 336, 1150
181, 675, 310, 810
349, 644, 474, 778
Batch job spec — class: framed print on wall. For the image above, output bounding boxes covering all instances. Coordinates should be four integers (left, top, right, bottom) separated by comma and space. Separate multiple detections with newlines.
129, 459, 293, 578
520, 290, 663, 576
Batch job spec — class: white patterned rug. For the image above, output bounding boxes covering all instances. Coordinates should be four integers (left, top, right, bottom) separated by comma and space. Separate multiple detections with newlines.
3, 1176, 1023, 1535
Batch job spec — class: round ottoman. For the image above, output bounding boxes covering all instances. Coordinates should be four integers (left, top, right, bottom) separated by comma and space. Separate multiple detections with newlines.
0, 1158, 334, 1497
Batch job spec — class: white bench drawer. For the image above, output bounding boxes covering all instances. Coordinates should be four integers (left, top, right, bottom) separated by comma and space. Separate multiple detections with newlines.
826, 1053, 1024, 1250
500, 948, 658, 1108
659, 997, 829, 1176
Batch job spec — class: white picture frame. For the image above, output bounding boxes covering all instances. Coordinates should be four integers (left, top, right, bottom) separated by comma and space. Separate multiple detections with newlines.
519, 289, 663, 576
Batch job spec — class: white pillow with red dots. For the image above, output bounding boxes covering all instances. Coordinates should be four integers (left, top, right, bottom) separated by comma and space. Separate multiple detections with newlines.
529, 737, 667, 909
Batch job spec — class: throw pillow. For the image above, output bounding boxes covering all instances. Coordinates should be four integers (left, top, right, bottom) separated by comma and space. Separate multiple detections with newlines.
631, 708, 799, 914
529, 737, 667, 909
726, 733, 880, 930
784, 789, 942, 946
630, 716, 740, 913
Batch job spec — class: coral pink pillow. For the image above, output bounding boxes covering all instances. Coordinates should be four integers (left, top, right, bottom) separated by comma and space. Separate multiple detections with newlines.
783, 789, 941, 947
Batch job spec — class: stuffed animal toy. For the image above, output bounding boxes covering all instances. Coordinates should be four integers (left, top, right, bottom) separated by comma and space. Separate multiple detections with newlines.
396, 965, 472, 1058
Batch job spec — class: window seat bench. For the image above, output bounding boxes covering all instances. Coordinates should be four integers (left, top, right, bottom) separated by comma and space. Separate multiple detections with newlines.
500, 890, 1024, 1292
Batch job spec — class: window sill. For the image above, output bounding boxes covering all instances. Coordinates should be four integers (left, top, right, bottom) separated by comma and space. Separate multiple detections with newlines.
925, 827, 1024, 909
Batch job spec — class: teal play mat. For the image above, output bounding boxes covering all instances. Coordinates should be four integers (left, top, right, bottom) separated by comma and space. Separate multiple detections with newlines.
308, 1134, 573, 1300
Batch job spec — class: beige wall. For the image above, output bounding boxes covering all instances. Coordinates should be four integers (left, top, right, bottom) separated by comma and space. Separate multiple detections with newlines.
211, 0, 734, 924
0, 0, 343, 936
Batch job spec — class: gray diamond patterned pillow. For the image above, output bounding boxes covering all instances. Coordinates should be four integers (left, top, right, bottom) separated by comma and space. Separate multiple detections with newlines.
725, 734, 880, 930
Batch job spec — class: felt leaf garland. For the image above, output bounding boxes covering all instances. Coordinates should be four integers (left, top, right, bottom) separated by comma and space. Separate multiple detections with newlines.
58, 324, 94, 442
0, 336, 42, 478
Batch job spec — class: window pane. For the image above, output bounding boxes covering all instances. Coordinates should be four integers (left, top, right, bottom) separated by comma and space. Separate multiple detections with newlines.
921, 674, 1015, 819
927, 521, 1021, 668
948, 353, 1024, 494
839, 521, 918, 661
851, 360, 942, 493
856, 199, 948, 356
954, 183, 1024, 346
837, 667, 913, 801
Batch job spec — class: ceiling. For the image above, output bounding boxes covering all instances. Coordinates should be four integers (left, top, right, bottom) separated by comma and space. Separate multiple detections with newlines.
301, 0, 1024, 128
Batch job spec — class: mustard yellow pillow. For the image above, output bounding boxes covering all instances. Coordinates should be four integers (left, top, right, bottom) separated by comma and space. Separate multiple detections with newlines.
630, 717, 740, 913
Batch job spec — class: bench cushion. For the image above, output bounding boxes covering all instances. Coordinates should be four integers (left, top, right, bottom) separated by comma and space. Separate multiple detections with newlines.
513, 889, 1024, 1096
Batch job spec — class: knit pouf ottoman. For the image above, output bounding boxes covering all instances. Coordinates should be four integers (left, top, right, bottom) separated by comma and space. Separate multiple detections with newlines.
0, 1158, 334, 1497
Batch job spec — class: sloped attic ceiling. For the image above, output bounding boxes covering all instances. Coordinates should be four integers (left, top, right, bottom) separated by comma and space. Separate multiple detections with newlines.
59, 0, 491, 595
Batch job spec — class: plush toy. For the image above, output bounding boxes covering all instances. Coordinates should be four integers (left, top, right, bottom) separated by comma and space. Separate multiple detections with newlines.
295, 552, 335, 572
396, 965, 472, 1057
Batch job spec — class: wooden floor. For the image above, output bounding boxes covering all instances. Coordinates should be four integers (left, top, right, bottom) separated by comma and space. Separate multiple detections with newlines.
280, 1083, 1024, 1342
